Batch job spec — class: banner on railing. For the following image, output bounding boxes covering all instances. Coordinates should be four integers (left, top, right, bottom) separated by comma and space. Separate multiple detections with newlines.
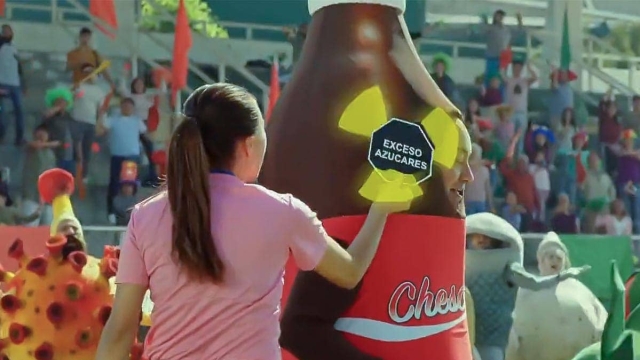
0, 226, 50, 272
563, 234, 634, 305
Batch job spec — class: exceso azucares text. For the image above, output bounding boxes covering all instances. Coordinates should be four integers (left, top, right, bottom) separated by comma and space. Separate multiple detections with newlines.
373, 139, 429, 171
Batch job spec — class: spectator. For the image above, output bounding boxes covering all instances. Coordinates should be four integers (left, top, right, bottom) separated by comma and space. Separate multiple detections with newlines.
529, 151, 551, 220
70, 63, 107, 182
560, 132, 589, 208
598, 88, 622, 176
479, 76, 503, 107
0, 182, 41, 225
465, 143, 494, 215
583, 151, 616, 233
504, 58, 537, 153
465, 98, 481, 126
624, 94, 640, 139
483, 10, 522, 85
555, 109, 578, 197
494, 105, 515, 150
477, 130, 505, 192
283, 23, 307, 68
615, 129, 640, 231
66, 27, 114, 88
525, 125, 553, 165
112, 162, 140, 226
96, 98, 146, 220
501, 191, 525, 230
0, 24, 25, 145
42, 87, 76, 174
555, 108, 577, 156
500, 149, 538, 231
431, 53, 456, 99
551, 193, 579, 234
120, 76, 157, 184
548, 68, 575, 128
20, 124, 56, 226
595, 199, 632, 236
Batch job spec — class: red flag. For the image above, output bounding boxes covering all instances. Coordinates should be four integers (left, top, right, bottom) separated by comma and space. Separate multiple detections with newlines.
147, 96, 160, 132
499, 48, 512, 70
265, 58, 280, 123
89, 0, 118, 39
0, 0, 6, 17
171, 0, 192, 104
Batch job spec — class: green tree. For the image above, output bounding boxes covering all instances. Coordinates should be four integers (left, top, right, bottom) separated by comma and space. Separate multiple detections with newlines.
141, 0, 228, 38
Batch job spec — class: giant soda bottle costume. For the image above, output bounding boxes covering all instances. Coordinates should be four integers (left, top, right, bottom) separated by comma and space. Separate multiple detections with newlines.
260, 0, 472, 359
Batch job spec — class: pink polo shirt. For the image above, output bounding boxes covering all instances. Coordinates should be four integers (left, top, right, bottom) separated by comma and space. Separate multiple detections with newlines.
116, 174, 329, 360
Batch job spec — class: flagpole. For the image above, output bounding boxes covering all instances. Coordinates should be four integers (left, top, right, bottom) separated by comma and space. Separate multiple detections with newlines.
175, 91, 182, 115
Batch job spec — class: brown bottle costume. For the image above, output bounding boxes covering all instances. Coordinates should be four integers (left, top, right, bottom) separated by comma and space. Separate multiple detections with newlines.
260, 1, 472, 359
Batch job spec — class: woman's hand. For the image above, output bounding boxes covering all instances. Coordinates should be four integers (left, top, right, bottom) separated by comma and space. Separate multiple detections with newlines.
370, 200, 411, 215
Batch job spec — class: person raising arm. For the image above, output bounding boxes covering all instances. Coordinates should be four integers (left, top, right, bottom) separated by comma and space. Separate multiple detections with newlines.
95, 83, 405, 360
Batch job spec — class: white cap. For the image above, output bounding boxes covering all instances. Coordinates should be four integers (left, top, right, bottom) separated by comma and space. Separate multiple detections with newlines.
537, 231, 569, 259
309, 0, 406, 16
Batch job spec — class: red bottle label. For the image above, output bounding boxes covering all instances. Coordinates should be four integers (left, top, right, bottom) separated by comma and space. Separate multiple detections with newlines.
281, 214, 471, 360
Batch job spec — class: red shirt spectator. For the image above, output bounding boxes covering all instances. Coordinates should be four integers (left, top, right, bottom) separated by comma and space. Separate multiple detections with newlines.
598, 98, 622, 145
500, 154, 539, 213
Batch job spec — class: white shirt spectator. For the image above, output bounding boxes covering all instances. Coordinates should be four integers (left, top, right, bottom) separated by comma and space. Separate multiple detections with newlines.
529, 164, 551, 191
0, 40, 20, 86
72, 83, 106, 125
505, 77, 529, 113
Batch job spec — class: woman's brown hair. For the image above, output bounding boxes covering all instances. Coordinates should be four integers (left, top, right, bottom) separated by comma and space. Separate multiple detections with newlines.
167, 83, 262, 283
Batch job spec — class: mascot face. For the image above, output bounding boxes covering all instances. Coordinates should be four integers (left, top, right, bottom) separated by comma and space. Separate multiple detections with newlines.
538, 247, 567, 276
467, 233, 508, 250
441, 119, 472, 217
57, 219, 80, 237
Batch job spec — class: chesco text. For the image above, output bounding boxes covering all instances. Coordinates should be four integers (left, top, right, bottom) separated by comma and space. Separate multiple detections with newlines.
373, 139, 429, 171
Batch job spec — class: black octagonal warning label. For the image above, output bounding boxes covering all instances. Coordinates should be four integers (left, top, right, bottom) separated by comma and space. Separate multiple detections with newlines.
368, 118, 435, 183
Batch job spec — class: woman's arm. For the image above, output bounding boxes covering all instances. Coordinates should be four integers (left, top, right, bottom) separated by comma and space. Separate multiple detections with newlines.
526, 62, 538, 85
607, 176, 617, 201
280, 245, 381, 360
95, 284, 146, 360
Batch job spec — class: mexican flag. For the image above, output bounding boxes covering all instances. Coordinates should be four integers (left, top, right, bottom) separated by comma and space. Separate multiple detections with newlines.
557, 3, 578, 81
560, 4, 571, 70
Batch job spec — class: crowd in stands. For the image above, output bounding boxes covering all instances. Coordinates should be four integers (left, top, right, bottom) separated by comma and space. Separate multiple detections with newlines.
0, 25, 163, 228
433, 9, 640, 237
1, 12, 640, 239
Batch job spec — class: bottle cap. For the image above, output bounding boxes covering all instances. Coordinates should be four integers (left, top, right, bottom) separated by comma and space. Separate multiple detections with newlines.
308, 0, 406, 16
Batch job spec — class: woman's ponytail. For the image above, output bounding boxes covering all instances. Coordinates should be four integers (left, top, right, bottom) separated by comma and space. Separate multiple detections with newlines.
167, 118, 225, 283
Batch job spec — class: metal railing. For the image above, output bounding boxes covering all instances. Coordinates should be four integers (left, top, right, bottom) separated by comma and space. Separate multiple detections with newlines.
1, 0, 271, 105
83, 225, 640, 242
81, 226, 639, 269
418, 29, 639, 94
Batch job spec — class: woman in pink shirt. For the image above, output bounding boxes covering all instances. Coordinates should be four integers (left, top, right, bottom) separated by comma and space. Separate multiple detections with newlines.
95, 84, 402, 360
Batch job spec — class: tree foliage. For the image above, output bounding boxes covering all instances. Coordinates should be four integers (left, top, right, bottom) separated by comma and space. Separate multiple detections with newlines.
605, 23, 640, 57
141, 0, 228, 38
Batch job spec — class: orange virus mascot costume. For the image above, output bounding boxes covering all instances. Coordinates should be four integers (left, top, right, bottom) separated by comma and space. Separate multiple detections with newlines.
260, 0, 473, 359
0, 169, 148, 359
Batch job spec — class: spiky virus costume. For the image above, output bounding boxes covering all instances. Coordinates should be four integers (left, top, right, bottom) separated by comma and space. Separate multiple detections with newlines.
0, 169, 148, 359
572, 262, 640, 360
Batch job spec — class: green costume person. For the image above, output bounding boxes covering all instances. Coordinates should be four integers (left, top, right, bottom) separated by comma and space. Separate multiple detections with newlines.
572, 262, 640, 360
